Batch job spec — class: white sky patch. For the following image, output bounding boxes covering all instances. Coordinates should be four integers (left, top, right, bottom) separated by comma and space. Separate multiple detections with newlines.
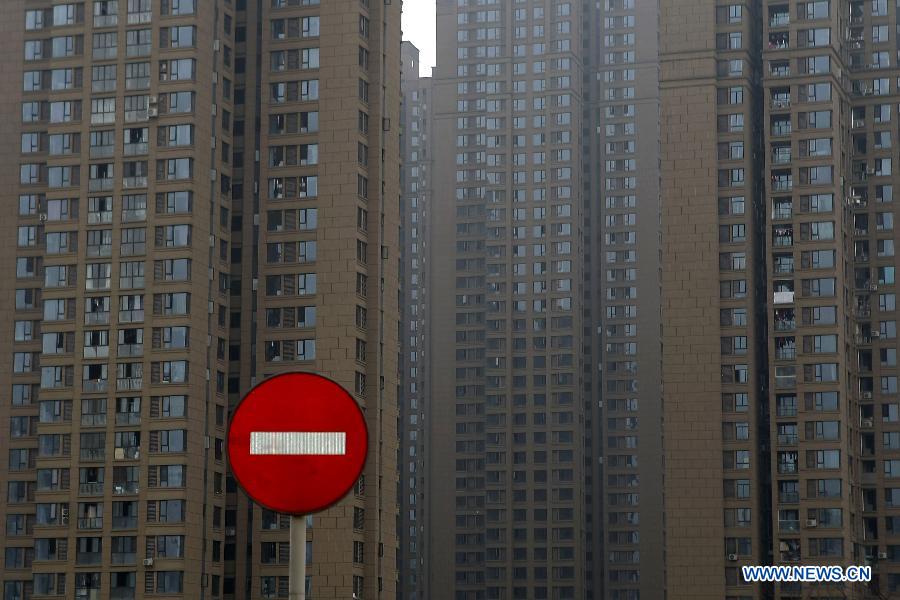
403, 1, 436, 77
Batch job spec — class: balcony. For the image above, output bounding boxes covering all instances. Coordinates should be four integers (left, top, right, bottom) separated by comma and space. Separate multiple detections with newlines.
113, 482, 139, 496
88, 210, 113, 225
769, 14, 789, 27
80, 448, 105, 462
779, 491, 799, 503
776, 406, 797, 418
112, 515, 138, 530
78, 517, 103, 530
85, 277, 111, 291
770, 64, 791, 77
83, 379, 108, 394
772, 207, 792, 220
125, 109, 149, 123
122, 177, 147, 190
772, 178, 793, 192
79, 482, 104, 496
85, 311, 110, 325
111, 552, 135, 565
83, 346, 109, 359
86, 245, 112, 258
117, 344, 143, 357
127, 10, 152, 24
779, 519, 800, 532
772, 148, 792, 164
117, 378, 143, 391
90, 145, 114, 159
775, 347, 796, 360
94, 13, 117, 28
76, 589, 101, 600
88, 178, 113, 192
111, 587, 136, 600
774, 291, 795, 304
126, 44, 151, 58
81, 414, 107, 427
124, 143, 148, 156
771, 97, 791, 110
93, 47, 117, 60
122, 209, 147, 223
772, 122, 792, 136
119, 310, 145, 324
77, 552, 103, 566
116, 413, 141, 426
114, 447, 140, 461
777, 433, 798, 445
778, 462, 798, 474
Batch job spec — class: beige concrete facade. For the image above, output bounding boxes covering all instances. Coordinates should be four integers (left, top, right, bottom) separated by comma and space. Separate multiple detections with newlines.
0, 0, 400, 599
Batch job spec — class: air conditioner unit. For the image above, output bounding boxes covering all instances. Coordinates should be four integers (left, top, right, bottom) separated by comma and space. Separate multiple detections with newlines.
143, 558, 154, 567
863, 418, 874, 427
870, 283, 879, 291
873, 331, 881, 338
727, 553, 738, 562
806, 519, 818, 528
39, 212, 48, 221
867, 167, 877, 175
148, 107, 159, 118
863, 392, 874, 400
148, 95, 158, 105
880, 552, 889, 560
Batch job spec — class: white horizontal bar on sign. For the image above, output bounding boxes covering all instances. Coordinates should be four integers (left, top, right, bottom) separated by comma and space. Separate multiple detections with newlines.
250, 432, 347, 456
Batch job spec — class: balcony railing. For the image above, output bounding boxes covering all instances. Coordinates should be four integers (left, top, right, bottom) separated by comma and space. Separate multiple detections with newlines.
776, 406, 797, 417
111, 587, 136, 600
113, 482, 139, 496
117, 344, 143, 357
770, 14, 789, 27
772, 208, 792, 220
779, 491, 799, 503
114, 447, 140, 461
772, 179, 793, 192
122, 176, 147, 189
81, 414, 107, 427
779, 519, 800, 532
83, 346, 109, 359
112, 516, 138, 530
778, 462, 798, 474
776, 348, 796, 360
76, 589, 101, 600
122, 209, 147, 223
77, 552, 103, 566
777, 433, 798, 445
85, 311, 110, 325
116, 413, 141, 426
90, 145, 114, 159
119, 309, 144, 323
94, 14, 118, 28
80, 448, 105, 461
79, 482, 104, 496
773, 291, 795, 304
111, 552, 136, 565
88, 178, 113, 192
83, 380, 108, 393
78, 517, 103, 530
124, 143, 148, 156
117, 378, 143, 391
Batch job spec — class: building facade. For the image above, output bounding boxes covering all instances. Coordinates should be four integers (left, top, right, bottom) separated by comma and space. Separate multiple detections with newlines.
0, 0, 400, 599
399, 41, 432, 600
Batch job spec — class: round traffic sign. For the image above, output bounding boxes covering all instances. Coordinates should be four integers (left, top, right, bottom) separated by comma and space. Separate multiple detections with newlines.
227, 372, 369, 515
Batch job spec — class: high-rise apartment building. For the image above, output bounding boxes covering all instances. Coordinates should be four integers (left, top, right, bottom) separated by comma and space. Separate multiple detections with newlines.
418, 0, 669, 597
0, 0, 400, 599
399, 41, 432, 600
660, 0, 898, 598
414, 1, 900, 599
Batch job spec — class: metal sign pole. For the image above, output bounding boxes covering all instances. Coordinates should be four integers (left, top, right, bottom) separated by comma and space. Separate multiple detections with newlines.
289, 515, 307, 600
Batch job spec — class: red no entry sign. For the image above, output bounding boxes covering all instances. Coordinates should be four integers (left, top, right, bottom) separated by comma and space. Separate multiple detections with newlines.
227, 373, 369, 515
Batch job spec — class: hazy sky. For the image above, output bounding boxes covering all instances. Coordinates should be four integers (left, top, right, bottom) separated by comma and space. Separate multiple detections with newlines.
403, 1, 436, 76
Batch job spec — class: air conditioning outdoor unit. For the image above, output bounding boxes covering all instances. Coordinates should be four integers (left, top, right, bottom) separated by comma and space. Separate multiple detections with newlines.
143, 558, 154, 567
806, 519, 817, 528
879, 552, 889, 560
727, 553, 738, 562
